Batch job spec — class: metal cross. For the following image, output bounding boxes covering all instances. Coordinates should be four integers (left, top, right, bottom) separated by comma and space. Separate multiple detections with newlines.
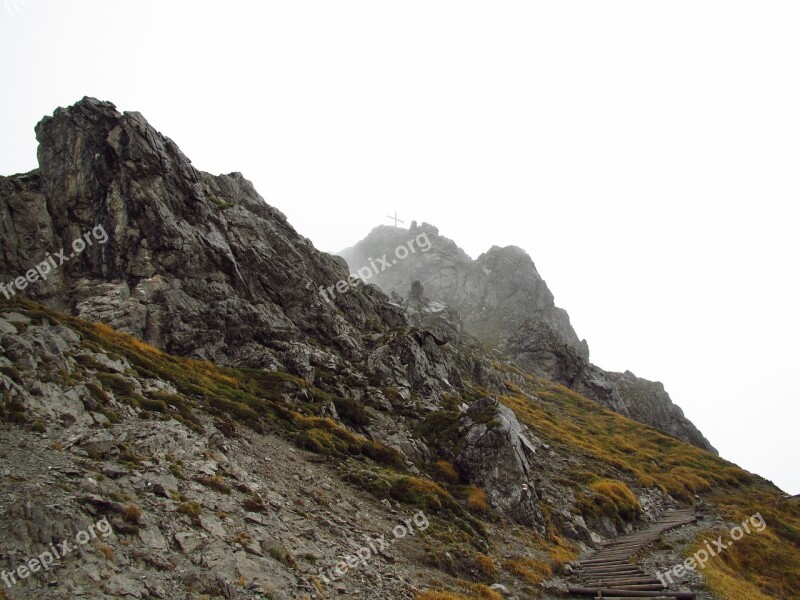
387, 211, 405, 228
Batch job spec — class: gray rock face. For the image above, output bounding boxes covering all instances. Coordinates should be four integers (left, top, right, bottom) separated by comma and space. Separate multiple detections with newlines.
506, 319, 586, 386
340, 222, 588, 357
0, 97, 473, 420
0, 96, 713, 453
0, 99, 752, 599
0, 310, 432, 599
339, 222, 716, 454
606, 370, 715, 451
1, 303, 693, 597
455, 397, 545, 531
0, 98, 404, 369
392, 281, 462, 345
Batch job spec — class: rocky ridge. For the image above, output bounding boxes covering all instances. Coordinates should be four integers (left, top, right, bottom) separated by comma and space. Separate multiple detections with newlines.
339, 224, 715, 453
0, 299, 686, 599
0, 98, 788, 600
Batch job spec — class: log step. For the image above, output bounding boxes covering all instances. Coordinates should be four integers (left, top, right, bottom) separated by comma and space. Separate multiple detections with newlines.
580, 567, 644, 574
568, 588, 695, 598
566, 509, 700, 599
579, 557, 635, 565
585, 578, 662, 586
588, 584, 665, 591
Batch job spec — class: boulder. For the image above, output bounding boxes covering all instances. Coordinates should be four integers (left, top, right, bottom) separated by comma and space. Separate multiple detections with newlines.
455, 397, 545, 531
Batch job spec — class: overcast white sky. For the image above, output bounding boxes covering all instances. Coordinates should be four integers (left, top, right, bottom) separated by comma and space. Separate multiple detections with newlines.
2, 1, 798, 494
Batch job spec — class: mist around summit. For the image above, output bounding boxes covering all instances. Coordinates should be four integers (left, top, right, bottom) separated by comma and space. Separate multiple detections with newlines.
0, 97, 797, 600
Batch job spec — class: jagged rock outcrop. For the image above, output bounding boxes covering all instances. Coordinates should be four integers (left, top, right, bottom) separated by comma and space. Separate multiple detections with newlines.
2, 98, 787, 600
0, 96, 713, 453
606, 370, 715, 451
505, 323, 715, 453
506, 319, 585, 386
0, 98, 466, 412
392, 281, 462, 345
341, 223, 588, 357
340, 223, 716, 453
1, 98, 402, 367
455, 397, 545, 531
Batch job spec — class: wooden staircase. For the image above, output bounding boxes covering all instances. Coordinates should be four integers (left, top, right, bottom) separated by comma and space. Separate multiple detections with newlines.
566, 508, 698, 599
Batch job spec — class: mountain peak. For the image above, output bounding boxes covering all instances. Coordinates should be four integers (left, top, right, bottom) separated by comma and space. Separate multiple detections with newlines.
3, 98, 403, 367
341, 224, 716, 454
3, 98, 796, 600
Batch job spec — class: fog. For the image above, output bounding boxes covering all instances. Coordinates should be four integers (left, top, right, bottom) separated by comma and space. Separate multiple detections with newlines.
2, 1, 798, 493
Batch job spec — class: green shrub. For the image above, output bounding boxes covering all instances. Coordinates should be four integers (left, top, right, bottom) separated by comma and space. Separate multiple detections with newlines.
210, 397, 259, 423
390, 476, 452, 511
362, 441, 407, 470
195, 475, 232, 495
0, 392, 27, 424
430, 460, 460, 485
208, 195, 234, 210
74, 354, 112, 372
295, 428, 350, 455
97, 373, 136, 397
332, 396, 370, 426
139, 397, 168, 412
177, 501, 202, 520
86, 382, 111, 404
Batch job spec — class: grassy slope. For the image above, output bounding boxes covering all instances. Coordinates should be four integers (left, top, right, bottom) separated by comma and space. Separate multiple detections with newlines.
493, 366, 800, 599
1, 297, 797, 599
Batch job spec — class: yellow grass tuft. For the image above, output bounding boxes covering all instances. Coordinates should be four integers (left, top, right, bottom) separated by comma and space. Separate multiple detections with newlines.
504, 555, 552, 584
548, 535, 580, 571
474, 553, 498, 580
589, 479, 641, 517
92, 322, 164, 356
466, 486, 490, 515
415, 584, 501, 600
432, 460, 460, 484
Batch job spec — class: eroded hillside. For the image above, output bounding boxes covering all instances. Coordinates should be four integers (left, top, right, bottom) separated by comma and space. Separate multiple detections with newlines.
1, 299, 798, 600
1, 98, 798, 600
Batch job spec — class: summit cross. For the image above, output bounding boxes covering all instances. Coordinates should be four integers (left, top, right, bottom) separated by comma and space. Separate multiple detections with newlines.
387, 211, 405, 228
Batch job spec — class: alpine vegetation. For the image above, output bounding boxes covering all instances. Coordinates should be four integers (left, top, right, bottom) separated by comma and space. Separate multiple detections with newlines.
1, 98, 797, 600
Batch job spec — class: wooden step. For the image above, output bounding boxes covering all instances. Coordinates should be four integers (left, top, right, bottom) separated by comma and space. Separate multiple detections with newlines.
580, 570, 645, 577
569, 510, 701, 599
592, 584, 665, 591
580, 566, 643, 574
585, 577, 662, 586
579, 556, 635, 565
580, 570, 645, 578
594, 597, 683, 600
605, 540, 657, 548
605, 539, 659, 547
568, 587, 695, 598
